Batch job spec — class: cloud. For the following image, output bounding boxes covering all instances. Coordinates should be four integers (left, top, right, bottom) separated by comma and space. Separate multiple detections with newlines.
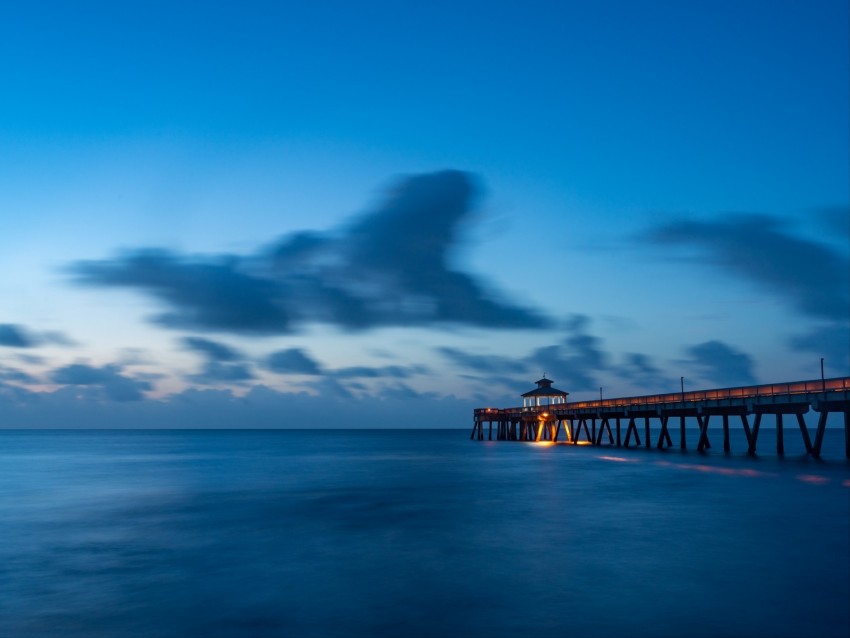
181, 336, 254, 385
788, 325, 850, 373
70, 170, 551, 336
437, 314, 613, 394
188, 361, 255, 385
0, 324, 76, 348
437, 347, 529, 375
265, 348, 323, 375
0, 366, 38, 384
182, 336, 244, 362
331, 364, 428, 379
0, 382, 477, 429
616, 353, 676, 390
645, 213, 849, 323
682, 340, 756, 387
528, 315, 611, 391
49, 363, 153, 401
0, 324, 38, 348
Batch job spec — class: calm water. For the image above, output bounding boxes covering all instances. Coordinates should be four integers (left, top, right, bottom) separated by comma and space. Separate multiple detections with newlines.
0, 429, 848, 638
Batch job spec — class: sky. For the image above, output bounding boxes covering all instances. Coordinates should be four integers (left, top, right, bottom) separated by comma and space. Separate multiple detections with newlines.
1, 0, 848, 428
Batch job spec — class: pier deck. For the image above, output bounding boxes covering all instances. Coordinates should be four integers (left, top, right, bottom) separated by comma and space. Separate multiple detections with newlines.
472, 377, 850, 458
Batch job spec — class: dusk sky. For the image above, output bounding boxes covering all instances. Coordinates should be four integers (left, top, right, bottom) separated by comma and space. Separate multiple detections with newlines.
1, 0, 848, 427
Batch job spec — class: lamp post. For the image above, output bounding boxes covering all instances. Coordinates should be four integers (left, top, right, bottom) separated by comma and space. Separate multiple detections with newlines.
821, 357, 825, 393
599, 387, 603, 402
680, 376, 685, 402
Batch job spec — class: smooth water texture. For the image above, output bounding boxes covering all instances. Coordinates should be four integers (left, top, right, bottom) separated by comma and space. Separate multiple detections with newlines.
1, 429, 848, 638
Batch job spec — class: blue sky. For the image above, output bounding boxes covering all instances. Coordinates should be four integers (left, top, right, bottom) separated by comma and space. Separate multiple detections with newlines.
1, 0, 848, 427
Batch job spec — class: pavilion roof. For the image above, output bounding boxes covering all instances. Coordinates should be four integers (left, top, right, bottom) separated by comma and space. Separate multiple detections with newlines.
521, 385, 568, 397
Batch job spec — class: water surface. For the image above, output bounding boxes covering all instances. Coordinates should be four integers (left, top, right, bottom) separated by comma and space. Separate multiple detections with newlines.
1, 429, 848, 637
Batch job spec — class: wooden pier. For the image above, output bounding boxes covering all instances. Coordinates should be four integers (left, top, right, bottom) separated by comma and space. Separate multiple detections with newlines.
472, 377, 850, 458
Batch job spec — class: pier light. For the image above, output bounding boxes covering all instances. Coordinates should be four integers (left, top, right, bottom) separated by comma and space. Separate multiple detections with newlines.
521, 375, 569, 412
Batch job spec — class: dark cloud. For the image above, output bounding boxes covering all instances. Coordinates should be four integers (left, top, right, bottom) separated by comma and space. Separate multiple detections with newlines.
182, 336, 244, 362
437, 314, 612, 394
71, 249, 291, 334
332, 364, 427, 379
0, 366, 37, 384
0, 324, 37, 348
265, 348, 323, 375
1, 381, 477, 429
188, 361, 255, 385
616, 353, 676, 390
181, 336, 254, 385
0, 324, 76, 348
437, 347, 529, 375
50, 363, 153, 401
682, 340, 756, 387
645, 213, 849, 323
788, 325, 850, 373
69, 170, 551, 336
528, 315, 611, 392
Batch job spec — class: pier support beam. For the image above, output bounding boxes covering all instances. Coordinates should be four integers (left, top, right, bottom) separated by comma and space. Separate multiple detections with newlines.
657, 416, 671, 449
697, 414, 711, 452
740, 414, 752, 448
624, 417, 641, 447
795, 413, 813, 454
748, 413, 763, 455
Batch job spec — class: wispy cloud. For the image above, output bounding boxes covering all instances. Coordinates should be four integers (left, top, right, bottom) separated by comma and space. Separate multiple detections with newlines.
0, 324, 75, 349
645, 212, 849, 323
49, 363, 153, 401
681, 340, 756, 386
644, 211, 850, 368
181, 336, 254, 385
264, 348, 323, 375
69, 170, 551, 336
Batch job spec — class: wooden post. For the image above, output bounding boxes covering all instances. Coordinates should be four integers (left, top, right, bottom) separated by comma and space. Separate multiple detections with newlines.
845, 411, 850, 459
488, 420, 493, 441
776, 413, 784, 455
657, 415, 669, 449
615, 417, 622, 447
795, 413, 813, 454
722, 414, 730, 452
812, 411, 828, 457
740, 414, 752, 448
644, 417, 651, 449
697, 414, 711, 452
680, 416, 687, 449
591, 417, 597, 445
748, 413, 762, 455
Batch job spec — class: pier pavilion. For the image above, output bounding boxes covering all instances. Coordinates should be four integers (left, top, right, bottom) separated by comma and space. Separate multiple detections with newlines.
472, 376, 850, 459
521, 376, 568, 410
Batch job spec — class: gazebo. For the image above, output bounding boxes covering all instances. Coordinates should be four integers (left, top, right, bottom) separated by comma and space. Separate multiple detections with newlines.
521, 376, 568, 410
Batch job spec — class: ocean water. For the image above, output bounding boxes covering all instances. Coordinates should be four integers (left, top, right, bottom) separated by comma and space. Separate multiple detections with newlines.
0, 428, 848, 638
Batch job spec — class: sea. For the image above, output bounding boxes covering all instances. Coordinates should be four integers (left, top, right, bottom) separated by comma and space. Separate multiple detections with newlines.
0, 428, 848, 638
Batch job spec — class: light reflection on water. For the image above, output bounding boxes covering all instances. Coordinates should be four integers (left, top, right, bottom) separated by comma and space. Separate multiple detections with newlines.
0, 429, 848, 638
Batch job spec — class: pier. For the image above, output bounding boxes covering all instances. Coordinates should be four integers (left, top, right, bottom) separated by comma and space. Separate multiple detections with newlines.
472, 376, 850, 458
